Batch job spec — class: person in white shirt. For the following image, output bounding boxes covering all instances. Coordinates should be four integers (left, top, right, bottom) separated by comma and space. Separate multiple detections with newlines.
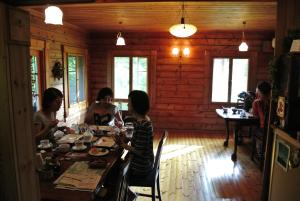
33, 87, 63, 141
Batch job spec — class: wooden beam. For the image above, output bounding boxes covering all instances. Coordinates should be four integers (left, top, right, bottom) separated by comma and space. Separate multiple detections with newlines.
6, 0, 94, 6
8, 0, 277, 6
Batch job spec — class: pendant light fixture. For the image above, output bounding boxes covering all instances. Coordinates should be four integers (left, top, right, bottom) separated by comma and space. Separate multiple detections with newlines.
44, 5, 63, 25
169, 2, 197, 38
239, 21, 248, 52
116, 32, 125, 46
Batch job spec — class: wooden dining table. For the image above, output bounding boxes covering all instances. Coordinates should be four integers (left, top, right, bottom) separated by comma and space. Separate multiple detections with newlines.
38, 136, 124, 201
216, 108, 259, 161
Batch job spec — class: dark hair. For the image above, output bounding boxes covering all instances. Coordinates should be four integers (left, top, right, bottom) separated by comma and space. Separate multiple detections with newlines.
257, 81, 271, 95
42, 87, 63, 109
129, 90, 150, 115
96, 87, 113, 101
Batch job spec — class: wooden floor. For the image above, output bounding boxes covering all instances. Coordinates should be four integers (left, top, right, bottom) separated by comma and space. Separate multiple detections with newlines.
132, 132, 262, 201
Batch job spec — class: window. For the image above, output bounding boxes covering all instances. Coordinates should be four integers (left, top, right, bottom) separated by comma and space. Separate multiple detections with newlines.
211, 58, 249, 103
30, 50, 44, 112
67, 55, 86, 105
113, 56, 148, 110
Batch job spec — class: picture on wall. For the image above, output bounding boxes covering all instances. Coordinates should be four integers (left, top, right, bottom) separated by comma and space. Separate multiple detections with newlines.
277, 96, 285, 118
276, 139, 290, 172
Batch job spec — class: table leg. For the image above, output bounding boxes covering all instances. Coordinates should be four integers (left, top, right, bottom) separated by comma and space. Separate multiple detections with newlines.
231, 125, 240, 161
223, 120, 229, 147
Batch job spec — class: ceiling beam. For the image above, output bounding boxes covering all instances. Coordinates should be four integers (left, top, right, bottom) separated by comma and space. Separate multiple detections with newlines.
8, 0, 277, 6
6, 0, 94, 6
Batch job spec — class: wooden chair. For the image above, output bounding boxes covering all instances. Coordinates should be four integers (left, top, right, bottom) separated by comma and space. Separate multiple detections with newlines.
128, 130, 168, 201
251, 111, 269, 170
93, 160, 130, 201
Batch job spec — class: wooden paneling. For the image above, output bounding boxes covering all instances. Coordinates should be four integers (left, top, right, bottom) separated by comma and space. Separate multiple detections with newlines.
23, 1, 276, 33
29, 12, 89, 124
88, 32, 273, 132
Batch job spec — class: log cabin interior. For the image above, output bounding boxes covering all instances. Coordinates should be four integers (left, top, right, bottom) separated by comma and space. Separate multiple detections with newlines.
1, 0, 300, 201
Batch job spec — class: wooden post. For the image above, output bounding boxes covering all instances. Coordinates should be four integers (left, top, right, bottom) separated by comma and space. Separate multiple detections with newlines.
0, 3, 39, 201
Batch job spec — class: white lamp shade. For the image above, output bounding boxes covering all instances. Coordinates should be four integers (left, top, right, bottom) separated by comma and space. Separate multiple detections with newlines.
239, 41, 248, 52
116, 36, 125, 46
169, 23, 197, 38
44, 6, 63, 25
183, 47, 190, 56
172, 47, 179, 56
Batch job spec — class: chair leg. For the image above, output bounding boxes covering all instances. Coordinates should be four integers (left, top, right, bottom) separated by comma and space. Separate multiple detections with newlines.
156, 174, 162, 201
151, 186, 155, 201
251, 135, 256, 161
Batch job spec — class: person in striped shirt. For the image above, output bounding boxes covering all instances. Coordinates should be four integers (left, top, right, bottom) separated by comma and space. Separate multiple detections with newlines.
114, 90, 154, 200
117, 90, 154, 175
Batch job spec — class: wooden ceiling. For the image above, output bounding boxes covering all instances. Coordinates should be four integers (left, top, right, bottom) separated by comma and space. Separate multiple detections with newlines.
23, 0, 277, 34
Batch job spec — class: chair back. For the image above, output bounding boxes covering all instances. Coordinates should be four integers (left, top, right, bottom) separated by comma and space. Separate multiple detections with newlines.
114, 160, 130, 201
153, 130, 168, 178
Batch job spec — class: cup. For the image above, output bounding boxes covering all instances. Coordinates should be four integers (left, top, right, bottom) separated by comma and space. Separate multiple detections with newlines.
40, 139, 50, 148
58, 144, 70, 152
125, 122, 134, 138
35, 153, 44, 170
74, 140, 84, 148
232, 108, 237, 114
223, 108, 228, 114
83, 133, 93, 142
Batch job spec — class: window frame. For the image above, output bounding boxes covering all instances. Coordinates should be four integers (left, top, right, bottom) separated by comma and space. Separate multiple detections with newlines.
108, 50, 157, 110
208, 51, 258, 105
113, 56, 149, 104
30, 39, 46, 111
63, 46, 88, 116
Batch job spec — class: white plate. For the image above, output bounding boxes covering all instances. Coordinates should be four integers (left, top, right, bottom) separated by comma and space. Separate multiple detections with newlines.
88, 148, 109, 156
57, 134, 82, 144
72, 145, 87, 151
38, 143, 53, 149
94, 137, 115, 147
89, 125, 113, 131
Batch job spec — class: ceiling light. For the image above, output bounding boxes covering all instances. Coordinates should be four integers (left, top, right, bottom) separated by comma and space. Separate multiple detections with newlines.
239, 21, 248, 52
44, 6, 63, 25
183, 47, 190, 56
172, 47, 180, 56
116, 32, 125, 46
169, 2, 197, 38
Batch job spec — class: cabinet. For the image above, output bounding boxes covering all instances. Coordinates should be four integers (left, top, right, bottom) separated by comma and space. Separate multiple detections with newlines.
269, 128, 300, 201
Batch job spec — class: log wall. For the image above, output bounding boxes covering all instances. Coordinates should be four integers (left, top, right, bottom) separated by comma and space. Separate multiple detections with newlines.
88, 32, 274, 133
29, 12, 89, 124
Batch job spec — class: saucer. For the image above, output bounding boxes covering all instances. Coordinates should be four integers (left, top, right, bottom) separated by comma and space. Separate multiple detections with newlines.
72, 145, 87, 151
88, 147, 109, 156
38, 143, 53, 149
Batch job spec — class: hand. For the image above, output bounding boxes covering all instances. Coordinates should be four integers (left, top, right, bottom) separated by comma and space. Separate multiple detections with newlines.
112, 134, 122, 145
65, 127, 75, 134
49, 119, 59, 128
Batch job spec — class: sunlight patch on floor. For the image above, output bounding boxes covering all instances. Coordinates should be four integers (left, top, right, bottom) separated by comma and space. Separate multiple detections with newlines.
160, 144, 203, 161
205, 158, 241, 178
